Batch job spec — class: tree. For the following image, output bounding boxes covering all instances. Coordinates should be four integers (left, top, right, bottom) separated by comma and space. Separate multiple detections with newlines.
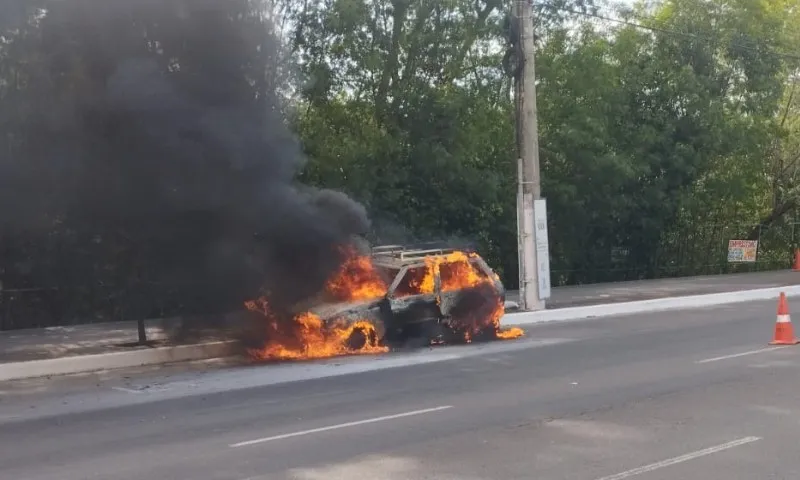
286, 0, 523, 278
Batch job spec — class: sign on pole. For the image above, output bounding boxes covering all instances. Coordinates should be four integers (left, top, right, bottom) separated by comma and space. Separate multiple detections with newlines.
533, 199, 551, 299
727, 239, 758, 263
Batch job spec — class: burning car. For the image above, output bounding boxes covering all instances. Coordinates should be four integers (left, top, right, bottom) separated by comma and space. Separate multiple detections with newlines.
245, 243, 523, 361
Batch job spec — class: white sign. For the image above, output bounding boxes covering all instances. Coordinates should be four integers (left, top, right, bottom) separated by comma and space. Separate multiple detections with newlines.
533, 199, 551, 299
727, 239, 758, 263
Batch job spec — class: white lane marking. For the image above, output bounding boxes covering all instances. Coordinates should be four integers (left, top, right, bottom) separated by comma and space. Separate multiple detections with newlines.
111, 386, 143, 394
230, 405, 453, 448
696, 347, 782, 364
593, 436, 761, 480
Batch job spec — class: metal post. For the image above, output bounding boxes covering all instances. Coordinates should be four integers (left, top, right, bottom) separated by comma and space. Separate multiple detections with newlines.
137, 317, 148, 345
514, 0, 544, 311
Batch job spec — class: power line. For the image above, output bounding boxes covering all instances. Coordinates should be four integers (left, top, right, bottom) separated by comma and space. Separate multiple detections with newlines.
533, 1, 800, 62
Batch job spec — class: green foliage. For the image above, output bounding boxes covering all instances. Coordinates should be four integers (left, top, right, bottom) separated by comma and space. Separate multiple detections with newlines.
285, 0, 800, 286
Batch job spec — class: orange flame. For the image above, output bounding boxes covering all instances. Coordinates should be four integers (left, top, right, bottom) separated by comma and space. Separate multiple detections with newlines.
245, 247, 522, 362
244, 297, 387, 361
325, 247, 388, 302
451, 291, 523, 343
423, 251, 523, 342
497, 326, 525, 339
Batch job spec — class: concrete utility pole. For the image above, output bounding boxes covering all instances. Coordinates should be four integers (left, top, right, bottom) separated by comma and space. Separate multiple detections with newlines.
514, 0, 545, 311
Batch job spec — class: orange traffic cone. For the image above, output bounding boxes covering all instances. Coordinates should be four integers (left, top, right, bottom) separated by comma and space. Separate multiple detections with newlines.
770, 292, 800, 345
793, 250, 800, 271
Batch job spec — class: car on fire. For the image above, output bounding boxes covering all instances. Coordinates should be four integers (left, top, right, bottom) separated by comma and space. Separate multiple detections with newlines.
305, 243, 508, 348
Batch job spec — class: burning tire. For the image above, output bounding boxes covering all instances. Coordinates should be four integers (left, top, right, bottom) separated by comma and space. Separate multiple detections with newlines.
346, 325, 379, 351
470, 325, 498, 343
439, 324, 497, 344
437, 322, 465, 344
442, 282, 505, 343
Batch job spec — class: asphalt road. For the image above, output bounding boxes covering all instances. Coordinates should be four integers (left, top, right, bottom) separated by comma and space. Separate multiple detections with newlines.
2, 298, 800, 479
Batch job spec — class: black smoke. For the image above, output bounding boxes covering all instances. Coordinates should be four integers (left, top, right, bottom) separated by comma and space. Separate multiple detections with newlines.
0, 0, 369, 331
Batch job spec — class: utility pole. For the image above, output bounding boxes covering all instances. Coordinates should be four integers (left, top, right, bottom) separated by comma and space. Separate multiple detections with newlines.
514, 0, 546, 311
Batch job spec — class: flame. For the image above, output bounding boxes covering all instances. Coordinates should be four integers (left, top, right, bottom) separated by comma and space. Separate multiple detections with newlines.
244, 297, 388, 361
449, 291, 523, 343
492, 299, 523, 340
423, 251, 524, 342
497, 326, 525, 339
440, 251, 484, 291
245, 247, 522, 363
326, 247, 388, 301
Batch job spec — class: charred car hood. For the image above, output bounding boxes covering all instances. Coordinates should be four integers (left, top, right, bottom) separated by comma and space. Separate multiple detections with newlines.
308, 299, 381, 320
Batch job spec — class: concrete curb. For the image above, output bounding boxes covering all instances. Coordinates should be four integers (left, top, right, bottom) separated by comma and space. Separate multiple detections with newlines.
0, 340, 237, 382
502, 284, 800, 326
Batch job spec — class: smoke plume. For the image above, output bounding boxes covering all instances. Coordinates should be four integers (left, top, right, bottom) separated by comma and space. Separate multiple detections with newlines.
0, 1, 369, 331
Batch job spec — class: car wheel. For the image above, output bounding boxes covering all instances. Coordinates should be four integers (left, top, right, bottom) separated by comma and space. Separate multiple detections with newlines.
346, 326, 378, 350
438, 319, 468, 344
471, 325, 498, 343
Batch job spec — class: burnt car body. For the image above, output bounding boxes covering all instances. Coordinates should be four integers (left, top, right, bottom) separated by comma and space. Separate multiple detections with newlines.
307, 244, 507, 346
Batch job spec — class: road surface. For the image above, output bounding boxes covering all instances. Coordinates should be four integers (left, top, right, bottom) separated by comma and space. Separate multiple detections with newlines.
1, 298, 800, 479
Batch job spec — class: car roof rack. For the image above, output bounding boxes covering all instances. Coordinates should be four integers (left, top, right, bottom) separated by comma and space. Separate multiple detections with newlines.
371, 243, 476, 266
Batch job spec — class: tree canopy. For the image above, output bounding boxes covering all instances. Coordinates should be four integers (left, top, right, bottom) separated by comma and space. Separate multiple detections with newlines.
288, 0, 799, 283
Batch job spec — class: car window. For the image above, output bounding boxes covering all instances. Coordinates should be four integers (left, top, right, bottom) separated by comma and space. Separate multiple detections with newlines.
439, 258, 490, 291
469, 259, 492, 280
379, 267, 399, 284
393, 266, 430, 297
